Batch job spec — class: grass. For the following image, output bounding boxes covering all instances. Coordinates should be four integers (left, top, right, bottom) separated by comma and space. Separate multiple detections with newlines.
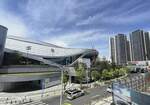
63, 103, 72, 105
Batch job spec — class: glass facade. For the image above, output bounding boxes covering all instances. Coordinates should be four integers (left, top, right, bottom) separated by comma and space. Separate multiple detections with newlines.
0, 25, 7, 65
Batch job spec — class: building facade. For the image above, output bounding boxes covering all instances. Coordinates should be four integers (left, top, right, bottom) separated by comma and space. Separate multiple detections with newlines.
130, 29, 150, 61
0, 25, 98, 92
110, 34, 128, 65
0, 25, 8, 65
144, 32, 150, 60
126, 40, 131, 61
115, 34, 128, 65
110, 37, 116, 63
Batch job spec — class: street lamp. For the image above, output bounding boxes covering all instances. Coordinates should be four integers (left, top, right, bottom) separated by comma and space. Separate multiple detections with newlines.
26, 46, 31, 65
59, 66, 64, 105
50, 48, 64, 105
45, 58, 64, 105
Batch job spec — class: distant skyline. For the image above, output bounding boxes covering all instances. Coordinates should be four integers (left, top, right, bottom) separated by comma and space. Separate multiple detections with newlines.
0, 0, 150, 58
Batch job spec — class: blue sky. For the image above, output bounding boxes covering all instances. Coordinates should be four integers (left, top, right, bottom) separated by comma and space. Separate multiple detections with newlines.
0, 0, 150, 59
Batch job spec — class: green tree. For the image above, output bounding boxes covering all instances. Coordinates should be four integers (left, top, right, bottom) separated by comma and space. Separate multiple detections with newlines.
102, 69, 111, 80
92, 60, 111, 71
76, 63, 86, 88
113, 69, 120, 78
91, 70, 100, 81
119, 68, 128, 76
63, 72, 69, 90
111, 62, 117, 69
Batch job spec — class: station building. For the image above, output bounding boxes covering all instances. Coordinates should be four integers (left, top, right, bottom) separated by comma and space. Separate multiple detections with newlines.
0, 25, 98, 92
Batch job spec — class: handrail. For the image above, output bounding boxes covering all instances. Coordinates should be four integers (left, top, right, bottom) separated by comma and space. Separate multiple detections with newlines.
69, 50, 98, 66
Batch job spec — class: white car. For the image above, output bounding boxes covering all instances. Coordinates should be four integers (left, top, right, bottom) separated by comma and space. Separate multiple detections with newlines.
65, 89, 85, 100
106, 86, 112, 93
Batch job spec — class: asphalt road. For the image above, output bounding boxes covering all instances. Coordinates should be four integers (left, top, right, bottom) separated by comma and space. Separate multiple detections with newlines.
42, 86, 110, 105
64, 86, 110, 105
42, 73, 142, 105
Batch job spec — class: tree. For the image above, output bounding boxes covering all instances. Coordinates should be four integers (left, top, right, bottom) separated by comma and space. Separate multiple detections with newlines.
101, 69, 114, 80
92, 60, 111, 74
91, 70, 100, 81
113, 69, 120, 78
111, 62, 117, 69
63, 72, 69, 90
76, 63, 86, 88
119, 68, 128, 76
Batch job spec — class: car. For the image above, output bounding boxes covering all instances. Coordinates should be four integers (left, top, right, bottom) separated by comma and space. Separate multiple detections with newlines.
65, 89, 85, 100
116, 100, 129, 105
106, 86, 112, 93
136, 68, 141, 72
140, 68, 148, 73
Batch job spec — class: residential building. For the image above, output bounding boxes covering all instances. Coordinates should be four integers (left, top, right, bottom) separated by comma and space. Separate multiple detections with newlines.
144, 32, 150, 60
110, 37, 116, 63
126, 40, 131, 61
110, 34, 128, 65
130, 29, 150, 61
115, 34, 128, 65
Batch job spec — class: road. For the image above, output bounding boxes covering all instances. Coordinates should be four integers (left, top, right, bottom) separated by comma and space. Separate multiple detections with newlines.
42, 73, 142, 105
42, 86, 110, 105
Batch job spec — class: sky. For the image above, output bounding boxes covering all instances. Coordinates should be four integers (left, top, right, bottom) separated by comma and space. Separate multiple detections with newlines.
0, 0, 150, 59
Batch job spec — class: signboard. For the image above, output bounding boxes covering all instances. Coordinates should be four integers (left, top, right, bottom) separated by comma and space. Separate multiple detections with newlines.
112, 83, 131, 105
131, 89, 150, 105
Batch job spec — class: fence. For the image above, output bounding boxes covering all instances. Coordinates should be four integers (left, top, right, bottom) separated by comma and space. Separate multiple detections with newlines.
112, 72, 150, 105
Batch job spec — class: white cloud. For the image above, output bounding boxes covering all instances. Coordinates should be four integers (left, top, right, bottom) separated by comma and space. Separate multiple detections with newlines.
0, 9, 28, 37
44, 29, 108, 48
25, 0, 77, 24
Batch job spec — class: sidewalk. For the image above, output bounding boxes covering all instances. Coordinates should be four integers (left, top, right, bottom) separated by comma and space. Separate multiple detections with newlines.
0, 84, 61, 98
0, 85, 62, 105
94, 97, 112, 105
0, 81, 113, 105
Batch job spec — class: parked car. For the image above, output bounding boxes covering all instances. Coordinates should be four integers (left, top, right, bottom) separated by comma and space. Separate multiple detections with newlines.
136, 68, 141, 72
65, 89, 85, 100
116, 100, 129, 105
140, 68, 148, 73
106, 86, 112, 93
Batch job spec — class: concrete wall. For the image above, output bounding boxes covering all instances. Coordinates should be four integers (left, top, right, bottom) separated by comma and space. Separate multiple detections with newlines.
0, 66, 59, 73
0, 73, 60, 92
0, 82, 12, 91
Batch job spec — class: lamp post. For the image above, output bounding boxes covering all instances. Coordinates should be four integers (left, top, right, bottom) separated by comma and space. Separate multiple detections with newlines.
60, 66, 64, 105
50, 48, 64, 105
26, 46, 31, 65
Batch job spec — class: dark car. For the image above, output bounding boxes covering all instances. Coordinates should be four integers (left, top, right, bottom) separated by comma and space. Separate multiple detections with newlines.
117, 100, 128, 105
140, 68, 148, 73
